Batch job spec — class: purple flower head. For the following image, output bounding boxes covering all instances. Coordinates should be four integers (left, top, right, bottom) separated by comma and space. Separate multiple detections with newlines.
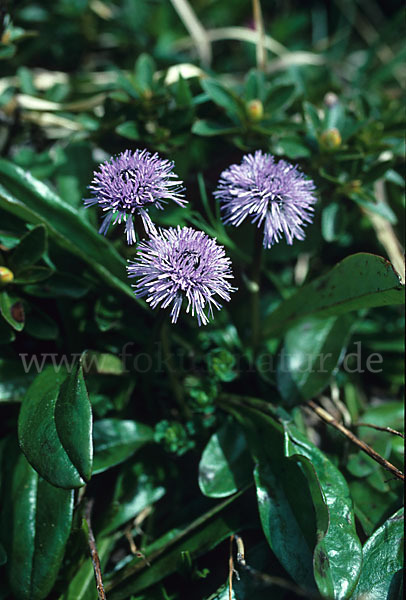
127, 227, 236, 325
85, 149, 186, 244
214, 151, 317, 248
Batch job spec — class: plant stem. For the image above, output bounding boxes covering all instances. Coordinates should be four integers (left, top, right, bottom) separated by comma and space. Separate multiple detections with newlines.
160, 317, 191, 418
84, 499, 106, 600
251, 225, 263, 354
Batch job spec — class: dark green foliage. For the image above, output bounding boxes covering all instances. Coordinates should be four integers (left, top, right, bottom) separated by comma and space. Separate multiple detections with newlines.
0, 1, 404, 599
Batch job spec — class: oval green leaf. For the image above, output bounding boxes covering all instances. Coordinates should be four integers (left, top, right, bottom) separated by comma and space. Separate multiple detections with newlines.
284, 423, 362, 599
93, 419, 154, 474
198, 419, 253, 498
18, 364, 92, 488
0, 444, 73, 600
351, 508, 404, 600
264, 253, 404, 337
277, 314, 354, 404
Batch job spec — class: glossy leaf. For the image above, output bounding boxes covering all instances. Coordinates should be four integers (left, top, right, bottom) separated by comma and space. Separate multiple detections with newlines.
284, 423, 362, 599
101, 458, 166, 534
9, 225, 46, 273
54, 361, 93, 482
351, 509, 404, 600
226, 402, 317, 591
201, 79, 243, 122
198, 419, 252, 497
192, 119, 238, 136
18, 365, 92, 488
0, 444, 73, 600
0, 160, 140, 302
264, 84, 296, 114
92, 419, 154, 474
264, 253, 404, 337
115, 121, 141, 140
277, 314, 354, 404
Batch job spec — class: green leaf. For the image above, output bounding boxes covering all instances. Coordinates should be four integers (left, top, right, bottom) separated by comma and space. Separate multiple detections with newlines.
350, 480, 398, 537
134, 53, 155, 92
0, 291, 25, 331
192, 119, 238, 137
54, 361, 93, 483
25, 306, 59, 340
93, 419, 154, 474
277, 315, 354, 404
351, 509, 404, 600
101, 458, 166, 534
24, 271, 90, 298
0, 160, 140, 303
303, 101, 321, 138
273, 136, 311, 159
115, 121, 141, 140
106, 493, 246, 599
322, 202, 344, 242
349, 192, 398, 224
198, 420, 253, 498
18, 364, 92, 488
201, 79, 243, 122
284, 424, 362, 599
13, 266, 54, 284
9, 225, 47, 273
226, 402, 317, 591
0, 443, 73, 600
264, 84, 296, 114
264, 253, 404, 337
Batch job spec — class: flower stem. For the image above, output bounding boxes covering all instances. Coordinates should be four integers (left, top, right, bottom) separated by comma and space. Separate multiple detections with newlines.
160, 317, 191, 419
251, 225, 263, 354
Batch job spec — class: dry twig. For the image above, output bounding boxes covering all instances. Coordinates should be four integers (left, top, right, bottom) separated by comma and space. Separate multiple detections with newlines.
308, 400, 404, 481
85, 499, 107, 600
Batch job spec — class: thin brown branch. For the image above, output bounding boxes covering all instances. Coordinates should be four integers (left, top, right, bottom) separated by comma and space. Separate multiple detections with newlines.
85, 499, 107, 600
308, 400, 404, 481
354, 422, 405, 439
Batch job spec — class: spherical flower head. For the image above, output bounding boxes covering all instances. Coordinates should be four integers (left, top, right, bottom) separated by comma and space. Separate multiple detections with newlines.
214, 150, 317, 248
127, 227, 236, 326
84, 149, 186, 244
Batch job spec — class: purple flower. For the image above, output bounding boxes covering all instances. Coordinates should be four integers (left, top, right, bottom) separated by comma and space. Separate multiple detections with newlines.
127, 227, 236, 325
84, 149, 186, 244
214, 151, 317, 247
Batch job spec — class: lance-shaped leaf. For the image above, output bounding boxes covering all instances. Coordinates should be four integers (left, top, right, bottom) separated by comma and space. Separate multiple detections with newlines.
225, 401, 317, 592
198, 419, 253, 497
18, 363, 93, 488
284, 423, 362, 599
0, 443, 73, 600
264, 253, 404, 337
0, 159, 141, 303
9, 224, 47, 273
351, 508, 404, 600
277, 314, 354, 404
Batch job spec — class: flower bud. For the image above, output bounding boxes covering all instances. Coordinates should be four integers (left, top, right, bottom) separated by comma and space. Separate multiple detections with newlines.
319, 128, 342, 151
324, 92, 339, 107
246, 99, 264, 122
0, 266, 14, 285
